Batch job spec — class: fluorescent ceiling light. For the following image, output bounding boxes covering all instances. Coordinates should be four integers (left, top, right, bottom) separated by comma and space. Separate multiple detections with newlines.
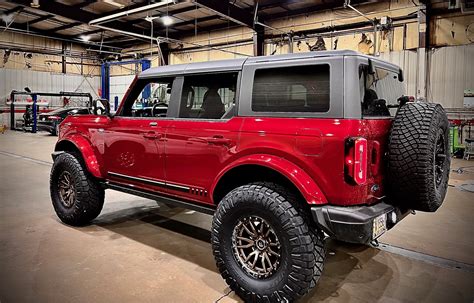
102, 0, 125, 9
161, 16, 173, 26
89, 0, 175, 25
80, 35, 91, 42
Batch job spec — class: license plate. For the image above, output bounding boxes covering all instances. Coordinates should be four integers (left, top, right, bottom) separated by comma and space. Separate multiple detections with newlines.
372, 214, 387, 239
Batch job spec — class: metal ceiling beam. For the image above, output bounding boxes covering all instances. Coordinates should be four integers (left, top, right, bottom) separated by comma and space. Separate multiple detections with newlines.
7, 0, 147, 36
192, 0, 255, 28
264, 0, 368, 20
26, 14, 54, 25
175, 21, 237, 37
74, 28, 103, 37
73, 0, 96, 9
1, 21, 121, 50
3, 5, 24, 14
255, 0, 308, 10
152, 14, 219, 34
46, 21, 82, 33
166, 5, 199, 16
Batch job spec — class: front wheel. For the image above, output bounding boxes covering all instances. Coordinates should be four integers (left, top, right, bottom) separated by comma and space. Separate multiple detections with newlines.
50, 152, 104, 226
211, 183, 325, 302
52, 122, 59, 136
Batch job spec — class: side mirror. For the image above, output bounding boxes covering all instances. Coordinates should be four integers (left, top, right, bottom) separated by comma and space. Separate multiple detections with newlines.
398, 68, 404, 82
368, 59, 376, 75
92, 98, 110, 116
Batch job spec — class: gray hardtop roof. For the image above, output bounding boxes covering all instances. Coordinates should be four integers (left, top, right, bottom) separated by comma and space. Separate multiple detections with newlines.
138, 50, 400, 79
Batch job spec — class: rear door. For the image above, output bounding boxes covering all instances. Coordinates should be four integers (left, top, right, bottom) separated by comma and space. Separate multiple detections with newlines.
164, 72, 242, 204
103, 77, 177, 192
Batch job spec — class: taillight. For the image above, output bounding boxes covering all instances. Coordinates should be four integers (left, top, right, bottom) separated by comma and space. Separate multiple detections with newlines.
345, 137, 368, 185
48, 115, 61, 121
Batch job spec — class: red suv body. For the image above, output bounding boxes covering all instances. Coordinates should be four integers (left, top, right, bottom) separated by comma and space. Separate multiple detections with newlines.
50, 50, 450, 302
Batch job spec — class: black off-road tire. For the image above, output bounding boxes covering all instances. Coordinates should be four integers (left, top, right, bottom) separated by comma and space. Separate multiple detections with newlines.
252, 182, 325, 289
50, 152, 105, 226
387, 102, 450, 212
211, 183, 326, 302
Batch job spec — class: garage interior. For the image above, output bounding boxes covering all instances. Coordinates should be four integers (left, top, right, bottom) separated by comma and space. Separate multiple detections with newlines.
0, 0, 473, 302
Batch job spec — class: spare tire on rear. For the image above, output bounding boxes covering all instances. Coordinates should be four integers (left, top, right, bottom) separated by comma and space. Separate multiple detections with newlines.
387, 102, 450, 212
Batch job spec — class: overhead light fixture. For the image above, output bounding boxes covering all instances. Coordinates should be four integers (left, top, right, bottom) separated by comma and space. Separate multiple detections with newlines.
30, 0, 40, 8
89, 0, 175, 25
161, 16, 173, 26
80, 35, 91, 42
101, 0, 125, 9
144, 16, 159, 23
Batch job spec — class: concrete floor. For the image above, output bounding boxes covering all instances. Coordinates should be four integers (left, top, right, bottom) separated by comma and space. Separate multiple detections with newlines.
0, 131, 473, 303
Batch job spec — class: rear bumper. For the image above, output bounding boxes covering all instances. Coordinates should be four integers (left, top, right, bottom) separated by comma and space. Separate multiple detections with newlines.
311, 202, 410, 244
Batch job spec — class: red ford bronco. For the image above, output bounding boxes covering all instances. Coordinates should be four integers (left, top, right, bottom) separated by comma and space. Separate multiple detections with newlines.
50, 50, 450, 302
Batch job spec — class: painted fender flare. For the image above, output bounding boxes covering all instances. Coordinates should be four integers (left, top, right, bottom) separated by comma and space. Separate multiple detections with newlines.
211, 154, 327, 205
54, 135, 103, 179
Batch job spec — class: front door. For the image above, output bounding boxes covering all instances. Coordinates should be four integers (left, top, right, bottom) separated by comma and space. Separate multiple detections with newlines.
104, 77, 176, 192
165, 72, 242, 204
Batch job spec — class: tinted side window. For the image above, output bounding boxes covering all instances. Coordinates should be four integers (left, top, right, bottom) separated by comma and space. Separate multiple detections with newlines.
252, 65, 330, 112
360, 65, 405, 117
179, 73, 237, 119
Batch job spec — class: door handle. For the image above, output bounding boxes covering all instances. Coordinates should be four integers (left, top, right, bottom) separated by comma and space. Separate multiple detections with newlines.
206, 135, 232, 146
143, 131, 162, 140
149, 122, 157, 126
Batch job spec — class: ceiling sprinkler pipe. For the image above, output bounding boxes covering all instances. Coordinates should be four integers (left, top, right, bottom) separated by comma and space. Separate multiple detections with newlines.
90, 24, 251, 57
344, 0, 377, 55
344, 0, 375, 25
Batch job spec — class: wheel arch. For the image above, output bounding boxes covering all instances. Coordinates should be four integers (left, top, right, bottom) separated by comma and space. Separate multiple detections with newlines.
211, 154, 327, 206
54, 135, 103, 179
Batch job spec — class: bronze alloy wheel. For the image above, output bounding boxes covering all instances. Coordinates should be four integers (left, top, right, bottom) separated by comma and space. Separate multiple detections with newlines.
50, 152, 104, 226
211, 182, 325, 302
232, 215, 281, 279
58, 171, 75, 208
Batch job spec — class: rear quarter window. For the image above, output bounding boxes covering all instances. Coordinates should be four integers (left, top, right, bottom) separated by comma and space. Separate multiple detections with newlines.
251, 64, 330, 113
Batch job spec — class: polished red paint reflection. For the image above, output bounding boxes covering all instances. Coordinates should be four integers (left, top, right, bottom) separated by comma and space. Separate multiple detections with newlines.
57, 114, 392, 207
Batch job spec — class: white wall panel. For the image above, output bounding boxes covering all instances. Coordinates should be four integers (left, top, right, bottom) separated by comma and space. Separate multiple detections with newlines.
0, 68, 100, 107
429, 44, 474, 108
110, 75, 135, 111
379, 50, 418, 98
0, 68, 101, 126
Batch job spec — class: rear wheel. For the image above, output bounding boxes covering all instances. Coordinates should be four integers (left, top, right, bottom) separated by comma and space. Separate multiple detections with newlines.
50, 152, 104, 226
211, 183, 325, 302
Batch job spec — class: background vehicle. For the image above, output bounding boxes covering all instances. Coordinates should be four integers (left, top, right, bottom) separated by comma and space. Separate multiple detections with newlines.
49, 50, 450, 302
38, 107, 90, 136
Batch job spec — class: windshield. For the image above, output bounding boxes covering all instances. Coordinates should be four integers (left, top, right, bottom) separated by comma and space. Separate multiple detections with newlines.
359, 65, 405, 117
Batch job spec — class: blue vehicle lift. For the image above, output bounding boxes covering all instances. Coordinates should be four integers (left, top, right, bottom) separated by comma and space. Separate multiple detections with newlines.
9, 90, 93, 133
101, 59, 151, 106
